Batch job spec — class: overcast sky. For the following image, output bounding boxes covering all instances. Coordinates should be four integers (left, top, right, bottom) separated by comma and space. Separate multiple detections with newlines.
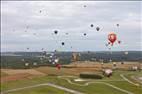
1, 1, 142, 52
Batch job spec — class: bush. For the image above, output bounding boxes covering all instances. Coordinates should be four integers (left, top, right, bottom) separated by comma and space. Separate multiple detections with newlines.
48, 74, 58, 76
80, 72, 103, 79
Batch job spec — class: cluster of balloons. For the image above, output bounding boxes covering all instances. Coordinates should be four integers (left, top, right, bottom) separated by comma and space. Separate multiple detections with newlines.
48, 53, 61, 70
23, 23, 121, 70
12, 5, 123, 70
90, 24, 100, 31
54, 30, 65, 46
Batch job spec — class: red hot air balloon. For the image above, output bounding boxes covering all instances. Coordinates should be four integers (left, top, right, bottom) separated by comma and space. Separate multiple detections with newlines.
56, 63, 61, 70
108, 33, 117, 46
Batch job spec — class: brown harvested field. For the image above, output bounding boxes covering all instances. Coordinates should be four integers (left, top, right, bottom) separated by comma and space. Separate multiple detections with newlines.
63, 61, 141, 68
1, 73, 31, 83
0, 71, 9, 77
36, 66, 101, 76
36, 61, 141, 76
1, 69, 46, 76
1, 69, 46, 83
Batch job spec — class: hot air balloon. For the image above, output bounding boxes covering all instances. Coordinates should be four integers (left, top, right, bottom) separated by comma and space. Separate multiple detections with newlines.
41, 48, 44, 50
84, 33, 87, 36
54, 30, 58, 34
25, 63, 29, 66
21, 59, 25, 62
54, 49, 57, 52
43, 51, 47, 56
96, 27, 100, 31
84, 5, 87, 7
90, 24, 94, 27
108, 42, 111, 44
56, 63, 61, 70
124, 51, 128, 55
40, 57, 43, 61
118, 40, 121, 44
54, 58, 59, 63
116, 24, 119, 27
108, 33, 117, 46
105, 43, 108, 47
72, 53, 80, 62
33, 62, 37, 66
26, 26, 29, 29
61, 42, 65, 46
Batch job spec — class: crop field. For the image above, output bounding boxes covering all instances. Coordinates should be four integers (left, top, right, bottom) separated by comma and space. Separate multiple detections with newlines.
1, 62, 142, 94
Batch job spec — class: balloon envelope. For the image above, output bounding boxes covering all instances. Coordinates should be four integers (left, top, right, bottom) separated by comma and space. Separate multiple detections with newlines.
54, 58, 59, 63
125, 51, 128, 55
108, 33, 117, 46
118, 40, 121, 44
56, 64, 61, 70
105, 43, 108, 46
90, 24, 94, 27
61, 42, 65, 45
84, 5, 87, 7
84, 33, 87, 36
54, 30, 58, 34
116, 24, 119, 27
96, 27, 100, 31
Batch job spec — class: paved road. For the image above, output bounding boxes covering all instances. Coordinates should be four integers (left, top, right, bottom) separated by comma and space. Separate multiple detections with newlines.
120, 74, 140, 86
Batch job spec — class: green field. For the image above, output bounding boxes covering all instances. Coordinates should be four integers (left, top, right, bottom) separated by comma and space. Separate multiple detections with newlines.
1, 70, 142, 94
6, 86, 72, 94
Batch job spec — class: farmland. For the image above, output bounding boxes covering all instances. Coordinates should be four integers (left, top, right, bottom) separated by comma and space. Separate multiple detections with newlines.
1, 61, 142, 94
